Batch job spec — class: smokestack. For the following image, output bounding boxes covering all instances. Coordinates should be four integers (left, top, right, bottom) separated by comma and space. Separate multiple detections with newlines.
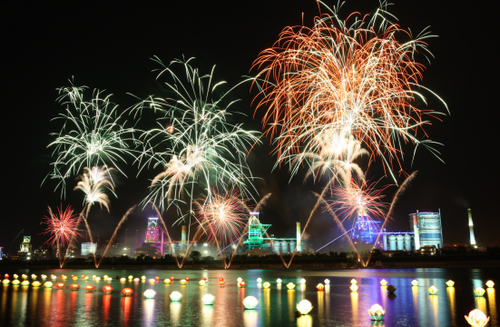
181, 225, 187, 247
296, 222, 302, 252
468, 208, 476, 246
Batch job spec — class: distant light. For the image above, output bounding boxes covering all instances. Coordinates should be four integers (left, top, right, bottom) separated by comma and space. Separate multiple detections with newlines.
296, 300, 313, 315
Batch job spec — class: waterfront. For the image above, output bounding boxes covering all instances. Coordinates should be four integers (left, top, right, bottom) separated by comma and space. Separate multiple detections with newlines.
0, 268, 498, 326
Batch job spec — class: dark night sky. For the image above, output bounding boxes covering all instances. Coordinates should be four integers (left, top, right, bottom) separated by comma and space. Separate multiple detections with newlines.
2, 0, 499, 254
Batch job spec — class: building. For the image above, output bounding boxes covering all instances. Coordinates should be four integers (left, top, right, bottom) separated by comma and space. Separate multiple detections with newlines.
81, 242, 97, 256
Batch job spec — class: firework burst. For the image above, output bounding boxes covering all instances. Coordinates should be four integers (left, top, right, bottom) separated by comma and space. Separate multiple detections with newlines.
47, 82, 137, 195
40, 204, 83, 247
74, 166, 115, 212
132, 57, 260, 218
252, 1, 447, 182
195, 188, 249, 247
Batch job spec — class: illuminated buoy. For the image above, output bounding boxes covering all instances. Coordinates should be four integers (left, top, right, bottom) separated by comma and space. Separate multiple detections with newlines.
4, 274, 9, 279
13, 274, 19, 279
170, 291, 182, 302
263, 282, 271, 289
428, 286, 438, 295
351, 279, 357, 284
41, 275, 47, 280
486, 280, 495, 288
44, 281, 53, 289
144, 289, 156, 299
107, 278, 113, 283
62, 275, 67, 281
22, 274, 28, 280
239, 281, 246, 288
133, 278, 140, 283
237, 277, 242, 283
2, 279, 10, 285
164, 279, 170, 284
170, 277, 175, 281
92, 275, 97, 280
69, 283, 79, 290
185, 277, 190, 281
31, 274, 37, 280
300, 278, 306, 284
149, 279, 155, 285
257, 278, 262, 283
21, 281, 30, 286
51, 275, 57, 281
411, 279, 419, 286
72, 276, 78, 281
203, 294, 215, 305
155, 276, 160, 281
286, 283, 295, 290
120, 278, 126, 283
128, 275, 133, 280
380, 279, 387, 286
350, 284, 358, 292
102, 285, 113, 294
84, 285, 95, 292
474, 287, 486, 297
12, 280, 20, 285
368, 304, 385, 321
199, 280, 206, 286
84, 276, 89, 281
446, 280, 455, 287
296, 300, 313, 315
56, 282, 65, 289
103, 275, 108, 280
122, 288, 133, 296
32, 281, 42, 287
219, 277, 224, 282
276, 278, 282, 284
316, 283, 324, 291
324, 279, 330, 285
180, 279, 187, 285
243, 296, 258, 310
95, 277, 101, 282
464, 309, 490, 327
219, 281, 225, 287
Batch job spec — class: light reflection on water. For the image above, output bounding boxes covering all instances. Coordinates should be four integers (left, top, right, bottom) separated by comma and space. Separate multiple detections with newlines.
0, 268, 498, 326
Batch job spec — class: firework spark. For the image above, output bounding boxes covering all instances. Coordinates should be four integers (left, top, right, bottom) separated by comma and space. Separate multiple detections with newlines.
74, 166, 115, 212
47, 82, 137, 195
252, 2, 447, 182
195, 188, 249, 247
40, 204, 83, 247
132, 57, 260, 219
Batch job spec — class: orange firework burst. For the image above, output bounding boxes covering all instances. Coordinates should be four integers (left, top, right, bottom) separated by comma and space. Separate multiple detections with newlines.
252, 2, 447, 181
195, 188, 249, 247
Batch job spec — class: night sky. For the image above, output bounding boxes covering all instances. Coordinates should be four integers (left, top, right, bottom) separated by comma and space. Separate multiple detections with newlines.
3, 0, 499, 254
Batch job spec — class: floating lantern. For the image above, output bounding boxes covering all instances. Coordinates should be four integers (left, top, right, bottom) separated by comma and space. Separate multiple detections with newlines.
199, 280, 206, 286
243, 296, 258, 310
71, 275, 75, 278
202, 277, 207, 281
411, 280, 419, 286
144, 289, 156, 299
464, 309, 490, 327
387, 285, 396, 294
300, 278, 306, 284
128, 275, 133, 280
368, 304, 385, 321
324, 279, 330, 285
257, 278, 262, 283
170, 291, 182, 302
446, 280, 455, 287
56, 282, 65, 289
170, 276, 175, 281
107, 278, 113, 283
122, 288, 133, 296
180, 279, 187, 285
95, 277, 101, 282
4, 274, 9, 279
133, 278, 140, 283
380, 279, 387, 286
428, 286, 438, 295
69, 283, 79, 291
51, 275, 57, 281
120, 278, 126, 283
149, 279, 155, 285
22, 274, 28, 280
486, 280, 494, 288
2, 279, 10, 285
351, 279, 357, 284
141, 276, 147, 281
296, 300, 313, 315
84, 285, 95, 292
316, 283, 324, 291
185, 277, 190, 281
237, 277, 242, 283
155, 276, 160, 281
102, 285, 112, 294
41, 274, 47, 280
72, 276, 78, 281
92, 275, 96, 280
103, 275, 108, 280
21, 281, 30, 286
44, 281, 53, 289
287, 283, 295, 290
32, 281, 42, 287
62, 275, 67, 281
84, 276, 89, 281
219, 280, 225, 287
350, 284, 358, 292
474, 287, 486, 297
13, 274, 19, 279
164, 279, 170, 284
276, 278, 282, 284
31, 274, 37, 280
239, 281, 246, 288
81, 275, 85, 279
12, 280, 20, 285
263, 282, 271, 289
219, 277, 224, 282
203, 294, 215, 305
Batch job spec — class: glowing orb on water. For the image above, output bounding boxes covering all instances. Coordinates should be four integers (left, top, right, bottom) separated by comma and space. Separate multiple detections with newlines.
446, 280, 455, 287
32, 281, 42, 287
368, 304, 385, 321
300, 278, 306, 284
144, 289, 156, 299
324, 279, 330, 285
199, 280, 206, 286
411, 280, 419, 286
263, 282, 271, 289
276, 278, 282, 284
56, 282, 65, 289
180, 279, 187, 285
243, 296, 258, 310
287, 283, 295, 290
203, 294, 215, 305
464, 309, 490, 327
316, 283, 324, 291
122, 288, 133, 296
428, 286, 438, 295
69, 283, 79, 290
21, 281, 30, 286
296, 300, 313, 315
351, 279, 357, 284
133, 278, 140, 283
350, 284, 358, 292
170, 291, 182, 302
486, 280, 495, 288
44, 281, 53, 289
474, 287, 486, 297
120, 278, 126, 283
103, 285, 113, 294
380, 279, 387, 286
12, 280, 20, 285
84, 285, 95, 292
257, 278, 262, 283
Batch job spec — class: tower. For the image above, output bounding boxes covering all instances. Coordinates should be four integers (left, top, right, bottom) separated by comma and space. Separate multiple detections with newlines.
468, 208, 476, 246
296, 222, 302, 252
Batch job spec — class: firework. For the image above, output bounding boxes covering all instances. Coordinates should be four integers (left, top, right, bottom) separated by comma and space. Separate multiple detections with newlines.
252, 2, 447, 182
195, 188, 249, 247
47, 82, 137, 195
132, 57, 260, 218
40, 204, 83, 250
74, 166, 115, 212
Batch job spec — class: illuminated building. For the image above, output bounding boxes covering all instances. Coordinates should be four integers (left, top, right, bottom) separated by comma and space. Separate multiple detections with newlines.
350, 209, 382, 244
81, 242, 97, 256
